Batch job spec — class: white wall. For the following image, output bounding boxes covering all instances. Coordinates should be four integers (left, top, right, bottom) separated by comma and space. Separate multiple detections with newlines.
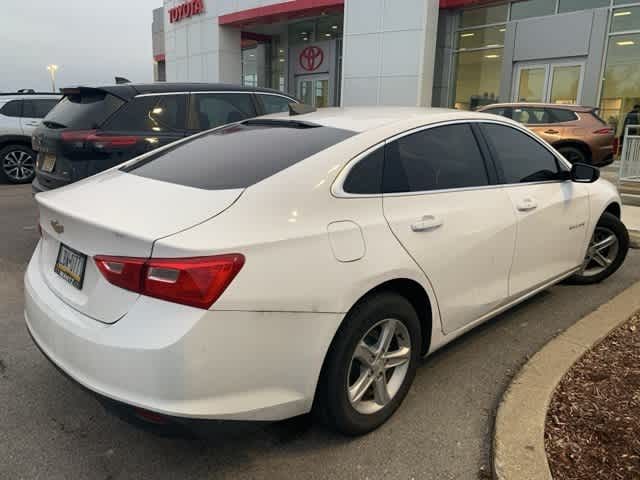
341, 0, 439, 106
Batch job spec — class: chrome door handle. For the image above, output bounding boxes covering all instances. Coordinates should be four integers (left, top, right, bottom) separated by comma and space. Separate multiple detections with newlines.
516, 198, 538, 212
544, 129, 559, 134
411, 215, 443, 232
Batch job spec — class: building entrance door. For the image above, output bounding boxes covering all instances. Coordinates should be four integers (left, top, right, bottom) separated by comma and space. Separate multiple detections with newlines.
297, 74, 330, 107
513, 61, 585, 104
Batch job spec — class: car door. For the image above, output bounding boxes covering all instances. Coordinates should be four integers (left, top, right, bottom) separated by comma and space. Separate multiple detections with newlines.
189, 92, 257, 132
0, 100, 23, 135
382, 123, 517, 334
479, 122, 590, 297
512, 106, 566, 146
21, 99, 60, 136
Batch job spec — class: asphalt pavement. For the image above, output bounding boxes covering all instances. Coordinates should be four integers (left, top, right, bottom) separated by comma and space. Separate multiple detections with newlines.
1, 182, 639, 480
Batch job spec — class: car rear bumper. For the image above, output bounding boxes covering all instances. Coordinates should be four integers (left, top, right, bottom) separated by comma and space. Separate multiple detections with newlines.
592, 145, 614, 167
24, 244, 341, 421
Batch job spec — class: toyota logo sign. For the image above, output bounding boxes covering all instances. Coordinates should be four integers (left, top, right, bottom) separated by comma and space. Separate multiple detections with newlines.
299, 46, 324, 72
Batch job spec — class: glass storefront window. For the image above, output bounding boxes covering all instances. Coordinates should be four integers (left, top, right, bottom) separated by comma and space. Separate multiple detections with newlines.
460, 3, 508, 28
271, 38, 287, 92
549, 65, 582, 104
612, 7, 640, 33
517, 67, 546, 102
454, 48, 503, 110
317, 14, 343, 41
457, 26, 506, 49
601, 33, 640, 136
558, 0, 609, 14
242, 47, 258, 87
510, 0, 556, 21
289, 20, 315, 45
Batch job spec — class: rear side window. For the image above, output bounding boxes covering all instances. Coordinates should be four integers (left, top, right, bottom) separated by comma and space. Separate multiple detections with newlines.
105, 94, 187, 132
343, 147, 384, 194
44, 91, 125, 129
481, 123, 559, 183
549, 108, 578, 123
124, 122, 355, 190
193, 93, 256, 130
23, 99, 59, 119
383, 124, 489, 193
259, 94, 294, 114
0, 100, 22, 117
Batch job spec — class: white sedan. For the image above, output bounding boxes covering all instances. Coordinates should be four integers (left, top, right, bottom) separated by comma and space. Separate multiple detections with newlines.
25, 107, 629, 435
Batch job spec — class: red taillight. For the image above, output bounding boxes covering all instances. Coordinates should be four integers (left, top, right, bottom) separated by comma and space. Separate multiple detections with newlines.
60, 130, 139, 150
94, 256, 146, 293
94, 254, 245, 309
594, 128, 614, 135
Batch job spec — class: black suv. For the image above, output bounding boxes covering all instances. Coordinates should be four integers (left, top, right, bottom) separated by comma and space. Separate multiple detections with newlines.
32, 83, 298, 193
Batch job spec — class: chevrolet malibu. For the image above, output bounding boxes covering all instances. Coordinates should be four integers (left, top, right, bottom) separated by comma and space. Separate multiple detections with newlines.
25, 108, 629, 435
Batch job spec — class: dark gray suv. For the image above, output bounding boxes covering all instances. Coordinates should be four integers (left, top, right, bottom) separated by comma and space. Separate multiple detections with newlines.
32, 83, 298, 193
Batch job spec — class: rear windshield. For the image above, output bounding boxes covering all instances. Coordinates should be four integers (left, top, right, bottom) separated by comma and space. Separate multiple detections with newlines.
43, 90, 125, 129
123, 121, 356, 190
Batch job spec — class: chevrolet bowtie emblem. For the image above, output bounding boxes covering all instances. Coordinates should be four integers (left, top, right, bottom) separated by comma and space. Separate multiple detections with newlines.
51, 220, 64, 234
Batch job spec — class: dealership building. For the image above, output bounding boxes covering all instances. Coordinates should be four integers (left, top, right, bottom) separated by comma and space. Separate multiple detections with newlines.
152, 0, 640, 136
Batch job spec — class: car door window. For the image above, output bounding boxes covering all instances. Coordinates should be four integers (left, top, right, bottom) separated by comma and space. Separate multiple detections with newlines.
0, 100, 22, 117
513, 107, 553, 125
23, 99, 59, 118
484, 107, 510, 118
549, 108, 578, 123
105, 94, 187, 132
258, 94, 294, 114
383, 124, 489, 193
194, 93, 255, 130
481, 123, 560, 183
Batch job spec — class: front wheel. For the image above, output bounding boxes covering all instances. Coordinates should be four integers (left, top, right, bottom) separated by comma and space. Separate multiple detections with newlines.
315, 292, 421, 436
1, 144, 36, 184
568, 212, 629, 285
557, 146, 587, 165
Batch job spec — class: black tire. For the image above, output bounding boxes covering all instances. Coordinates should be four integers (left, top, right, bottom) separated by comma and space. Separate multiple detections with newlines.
315, 292, 421, 436
0, 144, 37, 184
557, 145, 587, 165
568, 212, 629, 285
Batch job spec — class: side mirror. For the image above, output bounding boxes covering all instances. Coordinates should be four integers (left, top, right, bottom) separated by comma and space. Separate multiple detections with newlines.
571, 163, 600, 183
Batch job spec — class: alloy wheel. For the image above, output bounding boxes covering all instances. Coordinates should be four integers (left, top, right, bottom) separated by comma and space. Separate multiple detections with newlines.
580, 226, 619, 277
347, 318, 411, 415
2, 149, 35, 182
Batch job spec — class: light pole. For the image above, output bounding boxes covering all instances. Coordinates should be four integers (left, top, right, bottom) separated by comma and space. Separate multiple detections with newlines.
46, 64, 58, 92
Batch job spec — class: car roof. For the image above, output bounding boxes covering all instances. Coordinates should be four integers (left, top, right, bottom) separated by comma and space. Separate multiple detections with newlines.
63, 83, 297, 101
479, 102, 595, 113
262, 107, 505, 133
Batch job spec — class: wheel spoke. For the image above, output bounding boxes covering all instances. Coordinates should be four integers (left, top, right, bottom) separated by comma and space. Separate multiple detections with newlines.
383, 346, 410, 370
376, 319, 397, 355
354, 342, 376, 368
373, 377, 391, 406
593, 251, 612, 267
592, 235, 617, 252
348, 370, 374, 403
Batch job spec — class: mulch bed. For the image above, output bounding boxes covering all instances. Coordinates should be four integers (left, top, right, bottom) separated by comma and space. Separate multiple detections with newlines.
545, 312, 640, 479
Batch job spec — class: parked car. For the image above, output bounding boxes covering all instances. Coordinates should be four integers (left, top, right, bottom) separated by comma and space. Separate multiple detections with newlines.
0, 92, 60, 183
477, 103, 615, 167
25, 108, 628, 436
31, 83, 298, 193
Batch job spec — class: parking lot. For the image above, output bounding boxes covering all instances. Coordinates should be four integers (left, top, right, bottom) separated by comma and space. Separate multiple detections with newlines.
2, 178, 639, 480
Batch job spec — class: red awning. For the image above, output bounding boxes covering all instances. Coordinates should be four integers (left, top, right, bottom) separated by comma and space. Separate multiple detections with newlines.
219, 0, 344, 27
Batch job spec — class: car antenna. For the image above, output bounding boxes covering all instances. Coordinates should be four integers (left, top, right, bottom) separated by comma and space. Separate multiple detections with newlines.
289, 103, 316, 116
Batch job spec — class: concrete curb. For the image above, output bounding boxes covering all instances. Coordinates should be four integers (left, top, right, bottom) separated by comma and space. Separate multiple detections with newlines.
630, 229, 640, 249
492, 280, 640, 480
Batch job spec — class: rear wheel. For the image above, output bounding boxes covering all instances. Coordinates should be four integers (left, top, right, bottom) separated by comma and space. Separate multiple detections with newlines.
315, 292, 421, 435
557, 145, 587, 165
568, 212, 629, 285
1, 144, 36, 184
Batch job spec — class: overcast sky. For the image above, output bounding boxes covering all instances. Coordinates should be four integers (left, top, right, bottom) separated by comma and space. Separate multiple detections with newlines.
0, 0, 161, 92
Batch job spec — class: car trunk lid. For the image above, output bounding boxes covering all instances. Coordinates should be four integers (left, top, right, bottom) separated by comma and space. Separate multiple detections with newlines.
36, 170, 243, 324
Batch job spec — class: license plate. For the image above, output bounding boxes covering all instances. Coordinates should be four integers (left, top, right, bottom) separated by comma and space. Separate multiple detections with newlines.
40, 153, 56, 173
54, 244, 87, 290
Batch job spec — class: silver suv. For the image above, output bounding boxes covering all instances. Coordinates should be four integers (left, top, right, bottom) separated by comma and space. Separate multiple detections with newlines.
0, 92, 60, 183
